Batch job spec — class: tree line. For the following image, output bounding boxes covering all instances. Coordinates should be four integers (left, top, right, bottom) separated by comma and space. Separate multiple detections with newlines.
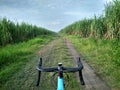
0, 18, 55, 46
60, 0, 120, 40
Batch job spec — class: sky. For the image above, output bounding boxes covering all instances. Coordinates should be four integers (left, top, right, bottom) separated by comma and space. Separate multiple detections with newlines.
0, 0, 112, 32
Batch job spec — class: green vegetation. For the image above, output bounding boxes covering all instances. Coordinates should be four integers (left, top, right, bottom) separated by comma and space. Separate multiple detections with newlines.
0, 35, 55, 88
0, 38, 81, 90
0, 18, 55, 46
60, 0, 120, 40
0, 17, 56, 88
39, 38, 81, 90
1, 0, 120, 89
67, 35, 120, 89
60, 0, 120, 89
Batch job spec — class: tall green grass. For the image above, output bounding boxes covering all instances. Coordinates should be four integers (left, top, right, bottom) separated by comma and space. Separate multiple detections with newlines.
67, 35, 120, 89
60, 1, 120, 88
60, 0, 120, 40
0, 18, 55, 46
0, 35, 54, 87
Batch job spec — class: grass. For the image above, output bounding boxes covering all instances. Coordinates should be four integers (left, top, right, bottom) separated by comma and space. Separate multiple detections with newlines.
0, 36, 82, 90
39, 38, 81, 90
67, 35, 120, 90
0, 35, 54, 88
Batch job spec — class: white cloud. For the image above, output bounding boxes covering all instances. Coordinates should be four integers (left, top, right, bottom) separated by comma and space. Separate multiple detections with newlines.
51, 21, 61, 25
63, 11, 94, 17
0, 0, 110, 32
102, 0, 113, 3
47, 4, 55, 9
64, 11, 83, 16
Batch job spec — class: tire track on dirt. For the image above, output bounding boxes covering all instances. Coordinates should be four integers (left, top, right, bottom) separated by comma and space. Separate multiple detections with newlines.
64, 38, 111, 90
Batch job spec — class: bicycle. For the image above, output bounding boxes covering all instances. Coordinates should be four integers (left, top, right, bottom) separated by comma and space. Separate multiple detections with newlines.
36, 57, 85, 90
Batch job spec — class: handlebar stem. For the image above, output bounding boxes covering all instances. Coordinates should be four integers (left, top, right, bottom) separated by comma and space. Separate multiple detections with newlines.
58, 63, 63, 78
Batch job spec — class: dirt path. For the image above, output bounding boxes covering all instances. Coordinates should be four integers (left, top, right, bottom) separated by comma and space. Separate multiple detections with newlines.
39, 38, 81, 90
3, 38, 81, 90
3, 37, 111, 90
64, 38, 111, 90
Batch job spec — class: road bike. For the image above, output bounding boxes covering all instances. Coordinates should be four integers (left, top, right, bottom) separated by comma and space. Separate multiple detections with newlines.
36, 57, 85, 90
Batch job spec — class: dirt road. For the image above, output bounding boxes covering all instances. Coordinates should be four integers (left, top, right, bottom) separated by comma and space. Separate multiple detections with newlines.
64, 38, 111, 90
3, 37, 111, 90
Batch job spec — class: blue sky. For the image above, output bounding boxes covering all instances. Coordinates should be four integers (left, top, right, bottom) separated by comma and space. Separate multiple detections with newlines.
0, 0, 112, 32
